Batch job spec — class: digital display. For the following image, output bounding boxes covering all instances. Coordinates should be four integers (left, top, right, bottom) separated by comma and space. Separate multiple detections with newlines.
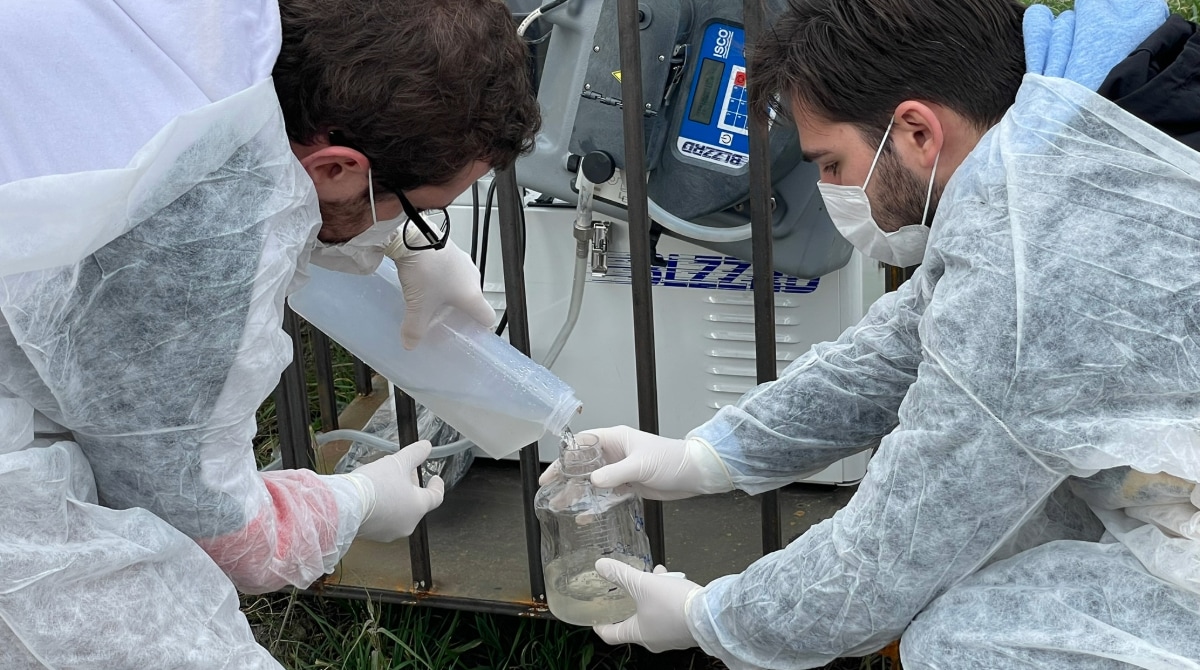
688, 58, 726, 126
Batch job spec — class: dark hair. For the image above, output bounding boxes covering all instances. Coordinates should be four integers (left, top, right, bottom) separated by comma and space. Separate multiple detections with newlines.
750, 0, 1026, 140
273, 0, 542, 191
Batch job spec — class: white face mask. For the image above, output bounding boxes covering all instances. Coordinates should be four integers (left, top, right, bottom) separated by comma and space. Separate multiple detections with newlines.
817, 118, 939, 267
308, 168, 403, 275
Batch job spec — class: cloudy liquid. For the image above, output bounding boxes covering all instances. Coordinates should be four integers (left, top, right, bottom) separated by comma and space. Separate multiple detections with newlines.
544, 552, 640, 626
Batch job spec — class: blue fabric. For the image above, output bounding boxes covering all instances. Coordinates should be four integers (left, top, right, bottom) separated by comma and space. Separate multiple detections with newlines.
1024, 0, 1168, 90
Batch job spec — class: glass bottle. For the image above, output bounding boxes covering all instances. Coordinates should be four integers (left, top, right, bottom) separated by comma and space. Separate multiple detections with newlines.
534, 431, 653, 626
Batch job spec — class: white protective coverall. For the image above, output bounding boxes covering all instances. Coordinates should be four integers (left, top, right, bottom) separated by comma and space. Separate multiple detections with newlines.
684, 75, 1200, 669
0, 3, 365, 666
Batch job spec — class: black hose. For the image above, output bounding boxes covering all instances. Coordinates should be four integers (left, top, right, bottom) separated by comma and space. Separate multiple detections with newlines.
478, 179, 499, 290
537, 0, 570, 15
492, 184, 527, 338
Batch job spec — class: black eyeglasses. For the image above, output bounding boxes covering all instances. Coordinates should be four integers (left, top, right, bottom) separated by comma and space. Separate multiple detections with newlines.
395, 190, 451, 252
328, 130, 451, 251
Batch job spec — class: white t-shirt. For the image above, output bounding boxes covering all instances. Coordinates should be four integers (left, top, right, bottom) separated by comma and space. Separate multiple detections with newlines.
0, 1, 282, 185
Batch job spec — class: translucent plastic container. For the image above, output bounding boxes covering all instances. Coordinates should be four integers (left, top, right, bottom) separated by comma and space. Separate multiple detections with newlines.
535, 432, 652, 626
288, 260, 581, 458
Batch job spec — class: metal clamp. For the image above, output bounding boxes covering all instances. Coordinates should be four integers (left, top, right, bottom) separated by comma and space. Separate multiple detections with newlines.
590, 222, 611, 276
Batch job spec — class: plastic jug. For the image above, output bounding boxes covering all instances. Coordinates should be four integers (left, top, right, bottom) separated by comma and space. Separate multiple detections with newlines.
288, 259, 581, 458
535, 431, 652, 626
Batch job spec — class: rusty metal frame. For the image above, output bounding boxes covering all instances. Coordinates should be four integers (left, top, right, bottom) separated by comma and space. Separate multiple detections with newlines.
276, 0, 783, 614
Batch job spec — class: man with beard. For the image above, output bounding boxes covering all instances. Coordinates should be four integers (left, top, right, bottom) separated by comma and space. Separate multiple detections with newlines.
540, 0, 1200, 667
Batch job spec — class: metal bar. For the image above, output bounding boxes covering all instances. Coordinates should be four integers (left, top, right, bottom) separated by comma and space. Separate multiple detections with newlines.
304, 584, 552, 619
616, 0, 665, 565
310, 328, 340, 432
276, 306, 313, 471
395, 388, 433, 591
885, 265, 916, 293
744, 0, 782, 555
352, 356, 373, 396
496, 166, 547, 603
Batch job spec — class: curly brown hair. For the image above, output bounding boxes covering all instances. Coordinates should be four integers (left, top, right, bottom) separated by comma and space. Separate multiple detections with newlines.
273, 0, 542, 191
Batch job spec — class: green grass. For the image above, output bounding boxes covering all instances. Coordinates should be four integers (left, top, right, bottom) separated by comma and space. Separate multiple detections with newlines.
246, 592, 677, 669
246, 592, 892, 670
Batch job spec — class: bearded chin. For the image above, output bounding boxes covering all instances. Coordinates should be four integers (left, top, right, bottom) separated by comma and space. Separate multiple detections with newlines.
872, 152, 941, 232
316, 190, 372, 243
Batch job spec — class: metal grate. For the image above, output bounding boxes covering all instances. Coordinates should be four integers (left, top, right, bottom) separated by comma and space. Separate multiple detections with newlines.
271, 0, 804, 615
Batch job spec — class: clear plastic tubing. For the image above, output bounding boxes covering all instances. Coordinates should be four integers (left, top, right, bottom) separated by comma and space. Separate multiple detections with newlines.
289, 259, 581, 458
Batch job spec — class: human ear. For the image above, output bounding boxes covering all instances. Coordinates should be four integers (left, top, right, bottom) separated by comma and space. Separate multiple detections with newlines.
298, 146, 371, 202
891, 101, 943, 170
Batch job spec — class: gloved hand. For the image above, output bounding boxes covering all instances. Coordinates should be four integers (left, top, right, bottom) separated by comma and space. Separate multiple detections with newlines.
339, 440, 446, 543
593, 559, 702, 653
384, 231, 495, 350
538, 425, 734, 501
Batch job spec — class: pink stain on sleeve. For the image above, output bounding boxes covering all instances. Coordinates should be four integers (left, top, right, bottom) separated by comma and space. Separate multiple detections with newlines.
195, 468, 341, 593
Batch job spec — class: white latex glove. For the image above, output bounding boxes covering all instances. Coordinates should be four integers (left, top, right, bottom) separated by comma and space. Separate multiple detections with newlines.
538, 425, 734, 501
384, 232, 496, 350
339, 440, 446, 543
593, 559, 702, 653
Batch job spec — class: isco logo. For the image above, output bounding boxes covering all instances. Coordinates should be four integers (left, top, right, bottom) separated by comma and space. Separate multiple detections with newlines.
713, 28, 734, 59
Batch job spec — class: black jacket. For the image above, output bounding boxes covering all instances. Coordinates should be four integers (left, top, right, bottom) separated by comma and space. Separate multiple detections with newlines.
1098, 14, 1200, 152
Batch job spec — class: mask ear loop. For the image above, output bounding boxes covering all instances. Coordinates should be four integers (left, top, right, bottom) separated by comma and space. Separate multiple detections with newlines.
920, 151, 941, 227
367, 167, 380, 227
862, 117, 896, 190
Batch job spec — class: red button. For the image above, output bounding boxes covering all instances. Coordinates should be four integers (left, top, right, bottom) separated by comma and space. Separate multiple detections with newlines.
734, 71, 746, 87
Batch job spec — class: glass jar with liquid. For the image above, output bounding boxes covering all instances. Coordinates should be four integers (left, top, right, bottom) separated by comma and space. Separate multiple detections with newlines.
534, 431, 653, 626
